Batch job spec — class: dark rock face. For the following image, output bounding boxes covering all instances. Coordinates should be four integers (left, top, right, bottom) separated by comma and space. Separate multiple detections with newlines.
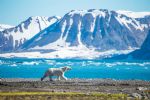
130, 30, 150, 60
141, 30, 150, 51
110, 30, 150, 60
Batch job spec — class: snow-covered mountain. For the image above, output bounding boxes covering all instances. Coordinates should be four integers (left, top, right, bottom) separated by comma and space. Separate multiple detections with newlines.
0, 16, 61, 52
0, 24, 14, 31
1, 9, 150, 59
20, 9, 150, 52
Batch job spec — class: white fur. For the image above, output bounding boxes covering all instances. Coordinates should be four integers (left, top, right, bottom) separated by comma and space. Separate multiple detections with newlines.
41, 66, 71, 81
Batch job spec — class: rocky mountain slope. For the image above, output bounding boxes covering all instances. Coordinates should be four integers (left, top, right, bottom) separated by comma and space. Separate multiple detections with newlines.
109, 30, 150, 60
129, 30, 150, 59
0, 16, 60, 52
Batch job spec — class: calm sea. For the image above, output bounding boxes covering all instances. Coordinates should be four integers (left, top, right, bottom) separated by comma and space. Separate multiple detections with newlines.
0, 58, 150, 80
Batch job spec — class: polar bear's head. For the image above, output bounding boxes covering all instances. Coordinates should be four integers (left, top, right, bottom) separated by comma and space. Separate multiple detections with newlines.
61, 66, 72, 72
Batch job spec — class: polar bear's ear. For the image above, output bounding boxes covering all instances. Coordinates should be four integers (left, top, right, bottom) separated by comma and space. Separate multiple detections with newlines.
66, 66, 71, 70
62, 67, 67, 71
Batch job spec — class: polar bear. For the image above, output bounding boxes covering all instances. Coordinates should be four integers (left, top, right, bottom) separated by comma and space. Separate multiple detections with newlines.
41, 66, 71, 81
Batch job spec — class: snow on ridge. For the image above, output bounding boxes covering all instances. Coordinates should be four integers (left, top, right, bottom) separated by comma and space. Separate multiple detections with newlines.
68, 9, 107, 18
54, 16, 61, 19
23, 16, 60, 29
117, 10, 150, 18
68, 10, 87, 16
115, 12, 146, 31
67, 9, 150, 19
0, 24, 14, 31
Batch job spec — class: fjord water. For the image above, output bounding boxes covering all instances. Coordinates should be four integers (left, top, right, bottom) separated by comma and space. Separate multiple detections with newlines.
0, 58, 150, 80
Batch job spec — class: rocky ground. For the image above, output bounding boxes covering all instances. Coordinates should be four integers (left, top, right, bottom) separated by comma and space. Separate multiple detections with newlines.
0, 78, 150, 99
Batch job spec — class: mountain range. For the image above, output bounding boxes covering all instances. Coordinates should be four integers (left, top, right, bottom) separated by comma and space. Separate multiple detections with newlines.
20, 9, 150, 51
0, 9, 150, 59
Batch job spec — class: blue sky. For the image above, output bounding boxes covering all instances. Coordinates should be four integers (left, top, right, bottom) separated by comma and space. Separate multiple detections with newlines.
0, 0, 150, 26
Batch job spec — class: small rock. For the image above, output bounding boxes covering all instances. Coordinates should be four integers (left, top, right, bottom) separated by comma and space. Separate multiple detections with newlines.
132, 93, 142, 99
136, 87, 147, 91
63, 90, 66, 92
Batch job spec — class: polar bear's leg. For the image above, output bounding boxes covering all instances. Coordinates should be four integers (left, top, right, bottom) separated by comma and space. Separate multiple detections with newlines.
41, 74, 47, 81
49, 76, 53, 81
60, 74, 67, 80
57, 76, 61, 81
41, 71, 49, 81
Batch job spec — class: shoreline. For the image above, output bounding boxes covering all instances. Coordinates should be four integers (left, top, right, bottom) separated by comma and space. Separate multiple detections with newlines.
0, 78, 150, 99
1, 78, 150, 82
